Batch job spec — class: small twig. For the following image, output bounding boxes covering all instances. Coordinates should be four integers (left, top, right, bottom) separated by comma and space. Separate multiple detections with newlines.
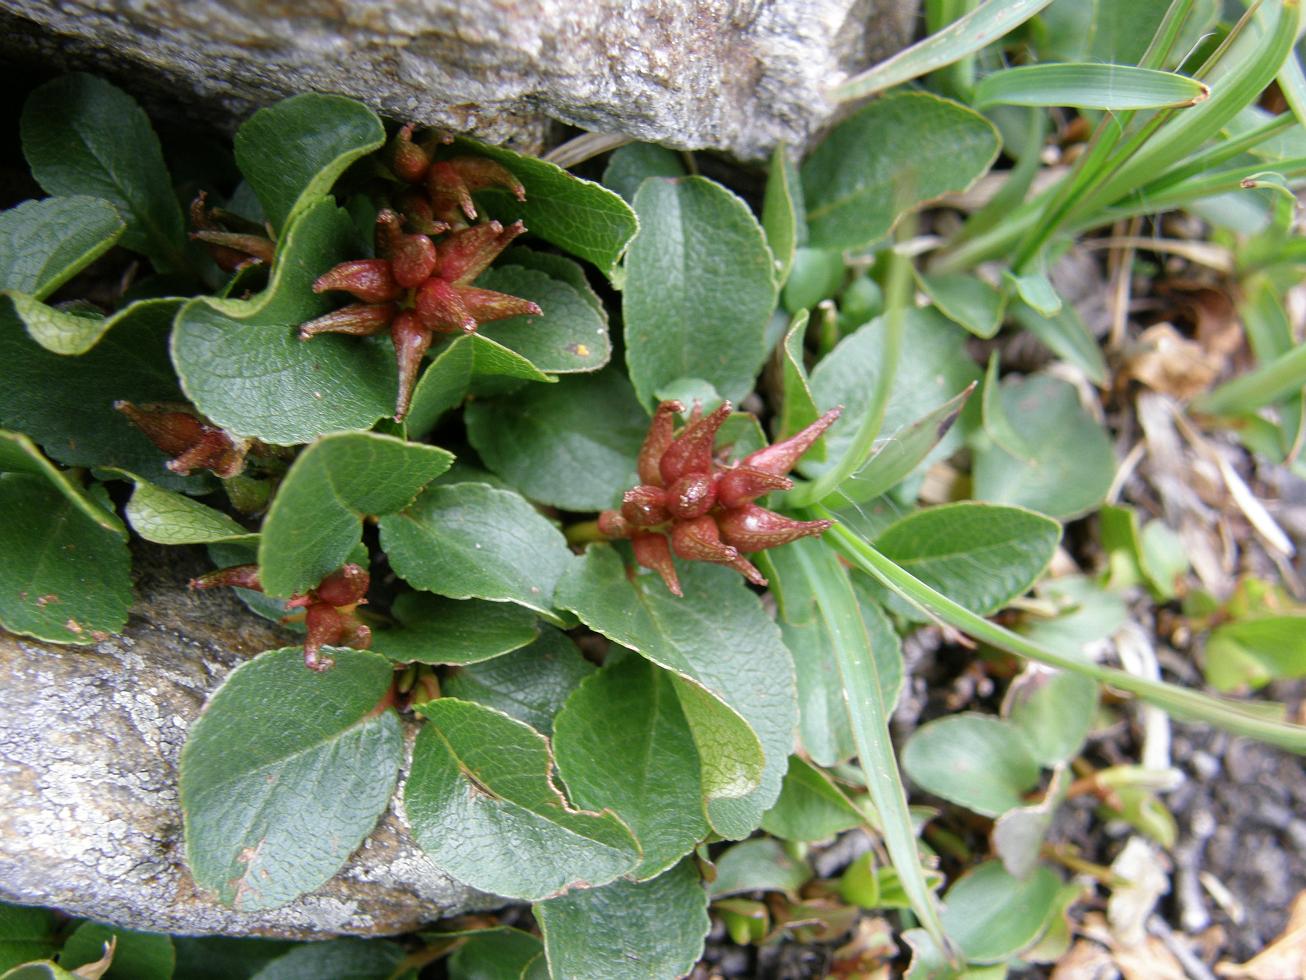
1148, 914, 1219, 980
542, 132, 631, 168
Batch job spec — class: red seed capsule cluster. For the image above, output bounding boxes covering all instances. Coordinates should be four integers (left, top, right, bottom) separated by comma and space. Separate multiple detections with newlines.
190, 563, 372, 672
299, 125, 541, 421
598, 402, 842, 596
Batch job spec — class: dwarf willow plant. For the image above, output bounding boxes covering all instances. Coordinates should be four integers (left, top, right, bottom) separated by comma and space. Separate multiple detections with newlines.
2, 0, 1305, 971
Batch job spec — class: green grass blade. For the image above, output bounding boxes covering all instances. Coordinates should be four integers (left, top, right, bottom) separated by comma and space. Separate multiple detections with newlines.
829, 0, 1059, 103
819, 515, 1306, 753
974, 64, 1209, 110
788, 537, 952, 952
1192, 342, 1306, 416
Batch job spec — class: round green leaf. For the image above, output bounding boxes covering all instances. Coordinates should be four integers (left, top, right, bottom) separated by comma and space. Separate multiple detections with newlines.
554, 656, 708, 879
902, 714, 1041, 818
916, 272, 1005, 339
172, 199, 396, 444
476, 265, 611, 374
0, 903, 58, 972
443, 627, 595, 735
370, 593, 540, 665
940, 860, 1061, 963
0, 196, 124, 300
556, 547, 796, 839
459, 138, 638, 278
871, 502, 1061, 618
21, 74, 188, 272
465, 369, 647, 510
602, 143, 687, 204
1005, 668, 1100, 767
119, 474, 255, 546
405, 698, 640, 900
801, 92, 999, 250
536, 859, 709, 980
0, 473, 131, 644
975, 374, 1115, 519
180, 647, 403, 911
379, 482, 574, 618
258, 431, 453, 597
707, 838, 812, 898
760, 756, 864, 843
246, 939, 405, 980
405, 333, 550, 439
234, 93, 384, 233
624, 176, 778, 407
447, 930, 543, 980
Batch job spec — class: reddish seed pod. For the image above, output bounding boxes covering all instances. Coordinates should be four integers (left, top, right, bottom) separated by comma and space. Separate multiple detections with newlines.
189, 564, 263, 592
313, 563, 371, 607
638, 401, 684, 487
670, 515, 738, 564
299, 302, 396, 340
389, 123, 431, 184
391, 310, 434, 422
631, 532, 682, 597
313, 259, 401, 304
414, 278, 477, 334
659, 403, 732, 485
436, 220, 526, 285
740, 406, 843, 476
716, 504, 833, 553
303, 603, 344, 672
716, 466, 794, 509
597, 509, 631, 539
664, 472, 717, 520
389, 232, 439, 288
621, 485, 670, 527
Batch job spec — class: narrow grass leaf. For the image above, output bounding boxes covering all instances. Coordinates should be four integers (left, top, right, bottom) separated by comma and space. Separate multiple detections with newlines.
974, 64, 1208, 110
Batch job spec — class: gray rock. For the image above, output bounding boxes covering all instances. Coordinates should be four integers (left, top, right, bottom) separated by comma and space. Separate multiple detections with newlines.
0, 545, 491, 938
2, 0, 916, 160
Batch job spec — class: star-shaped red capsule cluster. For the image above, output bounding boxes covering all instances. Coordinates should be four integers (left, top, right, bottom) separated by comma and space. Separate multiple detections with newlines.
190, 563, 372, 671
299, 126, 541, 421
598, 402, 842, 595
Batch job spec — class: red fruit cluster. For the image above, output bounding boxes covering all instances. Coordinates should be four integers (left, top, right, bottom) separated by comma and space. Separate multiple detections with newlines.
598, 402, 842, 596
115, 400, 253, 479
191, 563, 371, 671
299, 125, 541, 421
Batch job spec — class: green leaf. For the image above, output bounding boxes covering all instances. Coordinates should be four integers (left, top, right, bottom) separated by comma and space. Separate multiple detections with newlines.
826, 383, 976, 505
0, 196, 124, 300
870, 502, 1061, 619
0, 298, 204, 490
405, 698, 640, 900
624, 176, 778, 407
459, 138, 639, 278
802, 93, 999, 251
171, 937, 299, 980
761, 756, 865, 842
247, 939, 405, 980
380, 483, 574, 619
6, 289, 183, 360
61, 923, 174, 980
804, 308, 981, 481
1010, 301, 1107, 385
782, 248, 845, 314
21, 74, 188, 272
536, 859, 709, 980
234, 94, 384, 233
476, 265, 610, 374
767, 542, 903, 766
762, 143, 803, 283
775, 311, 822, 449
180, 647, 403, 911
370, 592, 539, 665
172, 198, 396, 443
556, 547, 796, 839
901, 714, 1041, 818
0, 429, 124, 532
1005, 667, 1099, 767
975, 64, 1208, 110
992, 767, 1070, 881
974, 374, 1115, 519
1205, 616, 1306, 692
500, 247, 604, 317
466, 369, 646, 510
554, 656, 707, 879
0, 473, 132, 644
404, 333, 550, 439
1018, 575, 1127, 658
448, 930, 543, 980
443, 627, 595, 735
940, 861, 1061, 963
0, 962, 80, 979
258, 431, 452, 597
916, 272, 1005, 339
1007, 269, 1062, 317
0, 903, 57, 972
118, 473, 256, 545
601, 143, 686, 204
708, 838, 812, 898
830, 0, 1060, 102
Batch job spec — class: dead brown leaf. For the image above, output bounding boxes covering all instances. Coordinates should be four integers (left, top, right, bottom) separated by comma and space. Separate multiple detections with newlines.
1125, 323, 1222, 400
1216, 889, 1306, 980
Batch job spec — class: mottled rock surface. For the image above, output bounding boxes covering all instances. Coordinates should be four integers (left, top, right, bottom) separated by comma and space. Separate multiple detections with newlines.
0, 544, 489, 938
2, 0, 916, 160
